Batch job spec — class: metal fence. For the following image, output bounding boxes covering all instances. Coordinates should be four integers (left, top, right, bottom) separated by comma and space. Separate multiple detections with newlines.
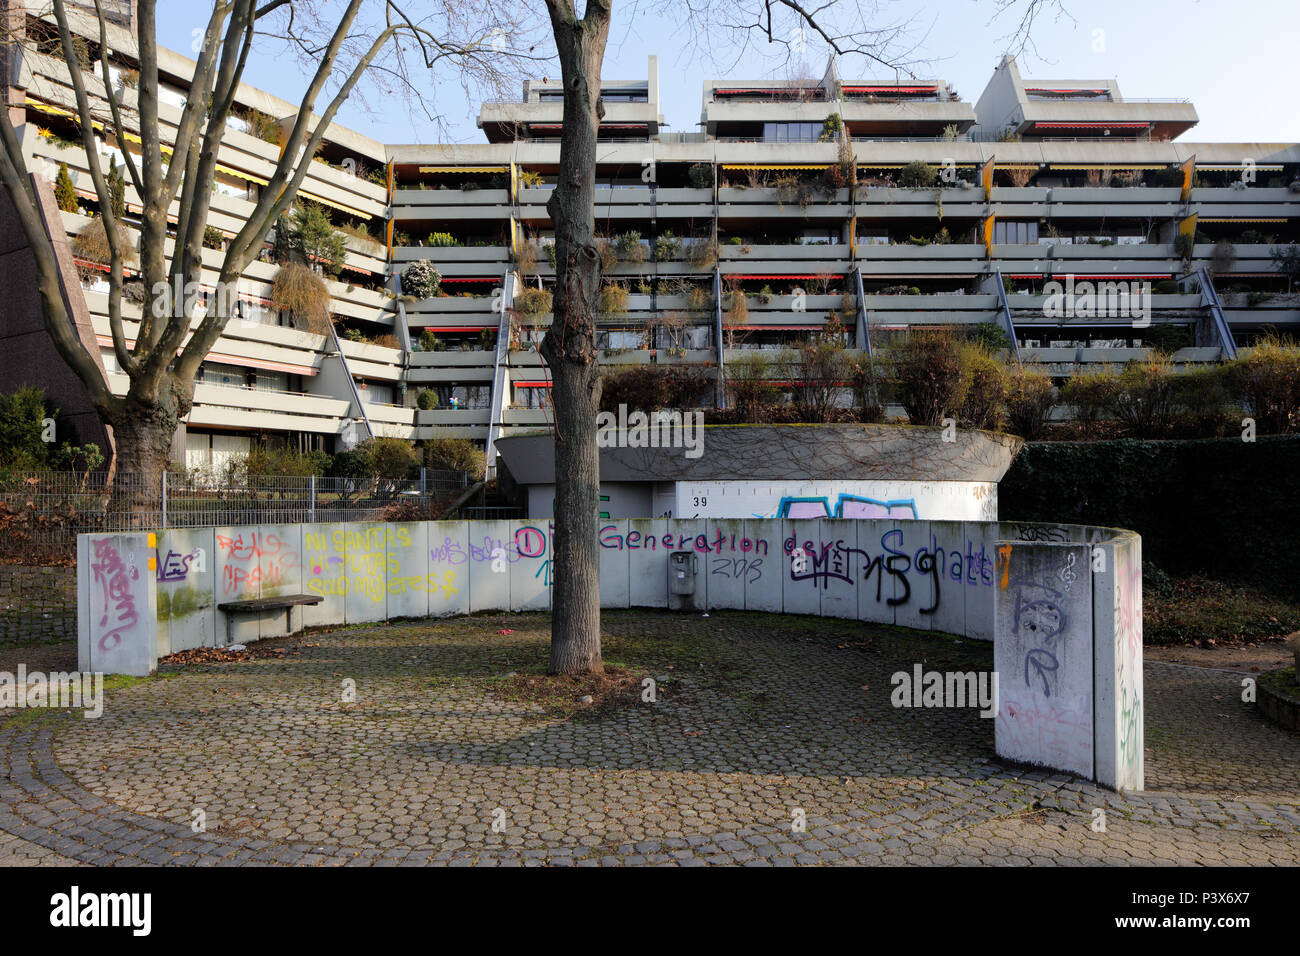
0, 468, 469, 560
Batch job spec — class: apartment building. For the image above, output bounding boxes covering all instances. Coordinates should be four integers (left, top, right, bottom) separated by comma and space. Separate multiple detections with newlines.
3, 6, 1298, 475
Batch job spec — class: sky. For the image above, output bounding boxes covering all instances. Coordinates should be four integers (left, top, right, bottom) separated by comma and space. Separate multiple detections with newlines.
155, 0, 1300, 147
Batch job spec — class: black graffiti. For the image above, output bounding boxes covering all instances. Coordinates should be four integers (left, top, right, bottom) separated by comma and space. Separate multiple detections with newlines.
784, 530, 940, 614
710, 556, 764, 584
1024, 648, 1060, 696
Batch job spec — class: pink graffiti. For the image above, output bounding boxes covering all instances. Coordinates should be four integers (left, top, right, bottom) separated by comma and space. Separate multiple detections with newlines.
90, 538, 140, 652
997, 699, 1092, 771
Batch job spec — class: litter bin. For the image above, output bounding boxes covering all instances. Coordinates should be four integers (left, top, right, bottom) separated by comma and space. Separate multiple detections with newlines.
668, 551, 698, 611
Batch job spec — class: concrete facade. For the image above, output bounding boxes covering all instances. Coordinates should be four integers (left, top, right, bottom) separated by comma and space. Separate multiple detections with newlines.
2, 2, 1297, 469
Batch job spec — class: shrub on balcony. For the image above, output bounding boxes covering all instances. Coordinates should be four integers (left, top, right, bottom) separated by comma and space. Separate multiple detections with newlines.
687, 163, 713, 189
401, 260, 442, 300
1271, 245, 1300, 286
515, 286, 553, 317
289, 203, 347, 277
653, 230, 681, 261
897, 161, 938, 188
684, 238, 719, 269
818, 113, 843, 143
202, 226, 225, 250
426, 232, 459, 247
416, 388, 439, 410
271, 261, 332, 334
1003, 364, 1056, 440
725, 284, 748, 326
71, 216, 137, 282
54, 163, 78, 213
614, 231, 647, 263
599, 282, 630, 315
417, 331, 446, 352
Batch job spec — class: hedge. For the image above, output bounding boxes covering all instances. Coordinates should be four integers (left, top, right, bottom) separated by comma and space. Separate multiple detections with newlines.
998, 435, 1300, 592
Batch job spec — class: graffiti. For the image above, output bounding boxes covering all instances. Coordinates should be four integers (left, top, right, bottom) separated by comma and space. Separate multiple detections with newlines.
1114, 545, 1143, 780
89, 538, 140, 652
709, 557, 764, 584
1016, 525, 1068, 542
156, 548, 200, 582
1006, 565, 1068, 699
775, 495, 918, 520
217, 529, 299, 597
996, 699, 1092, 772
783, 529, 939, 612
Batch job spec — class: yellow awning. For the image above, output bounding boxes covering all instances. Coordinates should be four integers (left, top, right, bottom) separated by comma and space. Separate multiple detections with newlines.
298, 190, 370, 220
722, 164, 825, 171
1196, 164, 1284, 172
217, 164, 269, 187
418, 165, 509, 174
1196, 217, 1287, 224
1049, 164, 1169, 170
27, 99, 76, 118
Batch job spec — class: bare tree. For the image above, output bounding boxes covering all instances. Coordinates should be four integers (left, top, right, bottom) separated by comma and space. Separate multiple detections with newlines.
538, 0, 1060, 674
0, 0, 534, 511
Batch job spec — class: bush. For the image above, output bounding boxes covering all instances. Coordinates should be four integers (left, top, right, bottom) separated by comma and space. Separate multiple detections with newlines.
653, 230, 681, 262
245, 444, 331, 477
401, 260, 441, 300
614, 231, 647, 262
1060, 368, 1118, 423
425, 232, 459, 247
897, 160, 937, 188
271, 262, 332, 334
727, 351, 779, 422
341, 437, 421, 480
687, 163, 713, 189
888, 328, 970, 426
958, 347, 1007, 430
0, 386, 53, 469
600, 365, 672, 412
418, 330, 445, 352
1223, 336, 1300, 434
969, 321, 1010, 351
421, 438, 484, 477
202, 226, 225, 250
1109, 357, 1180, 438
416, 388, 438, 410
290, 203, 347, 276
515, 286, 552, 316
55, 163, 78, 212
1172, 366, 1234, 435
599, 282, 629, 315
1003, 364, 1056, 440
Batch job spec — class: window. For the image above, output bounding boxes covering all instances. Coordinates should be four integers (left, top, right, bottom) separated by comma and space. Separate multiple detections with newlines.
762, 122, 822, 143
993, 220, 1039, 244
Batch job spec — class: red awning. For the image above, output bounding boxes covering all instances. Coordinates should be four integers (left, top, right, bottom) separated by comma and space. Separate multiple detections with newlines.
1005, 274, 1172, 280
722, 274, 846, 280
514, 381, 552, 388
1033, 121, 1149, 129
843, 85, 936, 93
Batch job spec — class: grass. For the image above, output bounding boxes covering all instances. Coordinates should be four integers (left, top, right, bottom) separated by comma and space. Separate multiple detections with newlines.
1260, 667, 1299, 702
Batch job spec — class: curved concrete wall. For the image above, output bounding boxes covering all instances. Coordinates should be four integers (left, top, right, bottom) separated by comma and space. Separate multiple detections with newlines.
77, 518, 1143, 791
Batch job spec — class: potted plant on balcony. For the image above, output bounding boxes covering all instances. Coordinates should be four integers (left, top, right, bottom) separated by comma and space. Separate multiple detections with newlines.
402, 260, 441, 300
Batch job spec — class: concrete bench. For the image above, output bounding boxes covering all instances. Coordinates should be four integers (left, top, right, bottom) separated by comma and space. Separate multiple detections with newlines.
216, 595, 321, 645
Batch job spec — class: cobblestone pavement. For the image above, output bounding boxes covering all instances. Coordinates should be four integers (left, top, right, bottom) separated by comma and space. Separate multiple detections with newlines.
2, 611, 1298, 866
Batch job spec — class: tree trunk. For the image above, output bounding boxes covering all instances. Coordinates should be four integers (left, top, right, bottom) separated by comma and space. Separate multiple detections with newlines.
102, 383, 187, 526
540, 5, 611, 675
